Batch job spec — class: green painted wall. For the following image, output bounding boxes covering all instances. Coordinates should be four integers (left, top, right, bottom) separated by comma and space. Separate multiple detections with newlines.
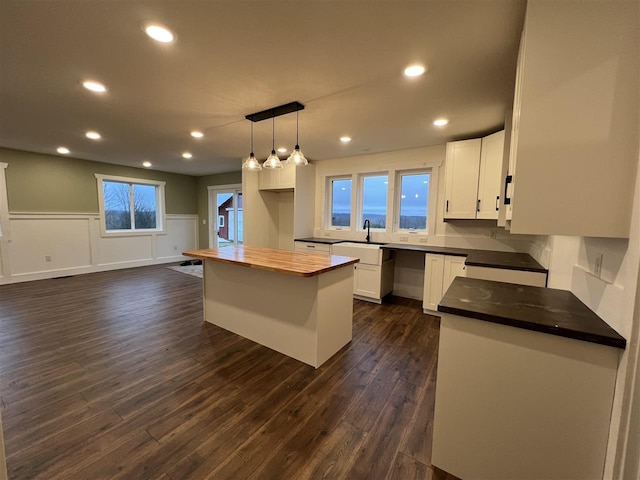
1, 147, 198, 214
196, 172, 242, 248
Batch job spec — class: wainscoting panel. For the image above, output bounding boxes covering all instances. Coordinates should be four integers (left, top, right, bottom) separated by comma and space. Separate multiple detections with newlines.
0, 213, 198, 284
8, 215, 92, 276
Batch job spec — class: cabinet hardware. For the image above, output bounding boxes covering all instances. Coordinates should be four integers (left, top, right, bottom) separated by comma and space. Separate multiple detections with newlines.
446, 200, 449, 212
495, 196, 500, 211
477, 199, 481, 212
307, 245, 315, 248
504, 175, 513, 205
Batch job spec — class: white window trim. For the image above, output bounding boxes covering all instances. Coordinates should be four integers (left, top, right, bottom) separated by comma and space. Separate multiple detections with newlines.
95, 174, 166, 237
394, 169, 432, 234
358, 172, 389, 232
325, 175, 354, 231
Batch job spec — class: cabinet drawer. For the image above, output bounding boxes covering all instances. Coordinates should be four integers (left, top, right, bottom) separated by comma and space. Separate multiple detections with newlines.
294, 241, 331, 255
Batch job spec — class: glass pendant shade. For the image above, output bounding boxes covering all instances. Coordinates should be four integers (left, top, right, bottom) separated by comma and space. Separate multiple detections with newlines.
242, 152, 262, 170
241, 122, 262, 171
286, 145, 308, 165
263, 150, 283, 169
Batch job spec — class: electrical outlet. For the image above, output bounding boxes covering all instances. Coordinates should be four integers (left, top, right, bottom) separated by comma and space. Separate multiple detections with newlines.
419, 237, 428, 243
594, 252, 603, 278
202, 219, 206, 225
324, 232, 331, 237
45, 255, 52, 262
399, 236, 409, 242
173, 245, 178, 251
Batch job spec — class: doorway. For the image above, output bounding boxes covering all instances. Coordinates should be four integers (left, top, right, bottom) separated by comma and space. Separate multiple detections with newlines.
208, 185, 243, 248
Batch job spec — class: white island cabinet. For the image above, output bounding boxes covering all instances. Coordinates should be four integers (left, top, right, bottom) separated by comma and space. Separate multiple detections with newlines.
184, 246, 358, 369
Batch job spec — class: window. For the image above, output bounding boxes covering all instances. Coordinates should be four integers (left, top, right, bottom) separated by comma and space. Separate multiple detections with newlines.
360, 174, 388, 229
397, 172, 430, 231
95, 174, 165, 235
328, 177, 352, 228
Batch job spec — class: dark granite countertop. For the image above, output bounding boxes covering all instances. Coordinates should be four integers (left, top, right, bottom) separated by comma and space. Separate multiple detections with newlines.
294, 237, 350, 245
294, 239, 547, 274
438, 277, 626, 349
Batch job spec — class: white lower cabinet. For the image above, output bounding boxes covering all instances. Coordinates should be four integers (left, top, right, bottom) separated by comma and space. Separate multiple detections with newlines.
352, 258, 395, 304
423, 254, 467, 313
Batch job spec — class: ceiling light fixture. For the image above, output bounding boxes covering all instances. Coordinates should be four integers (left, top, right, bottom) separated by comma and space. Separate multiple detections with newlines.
144, 24, 174, 43
263, 117, 282, 169
82, 80, 107, 93
340, 136, 351, 143
244, 101, 305, 172
182, 152, 192, 159
242, 122, 261, 171
404, 65, 426, 77
190, 130, 204, 138
86, 131, 101, 140
286, 109, 308, 166
433, 118, 449, 127
57, 146, 70, 154
143, 161, 152, 168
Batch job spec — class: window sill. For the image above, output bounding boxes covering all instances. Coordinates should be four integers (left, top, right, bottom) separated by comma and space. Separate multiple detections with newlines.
101, 229, 166, 238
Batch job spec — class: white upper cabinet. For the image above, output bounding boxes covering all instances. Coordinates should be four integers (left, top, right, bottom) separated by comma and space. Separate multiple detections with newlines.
477, 131, 505, 220
504, 0, 638, 238
259, 163, 296, 191
444, 132, 505, 220
443, 139, 482, 219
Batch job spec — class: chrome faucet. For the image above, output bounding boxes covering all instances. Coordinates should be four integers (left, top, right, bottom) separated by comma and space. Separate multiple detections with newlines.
363, 219, 371, 243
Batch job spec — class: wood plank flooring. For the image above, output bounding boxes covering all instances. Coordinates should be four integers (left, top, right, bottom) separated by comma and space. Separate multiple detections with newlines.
0, 264, 458, 480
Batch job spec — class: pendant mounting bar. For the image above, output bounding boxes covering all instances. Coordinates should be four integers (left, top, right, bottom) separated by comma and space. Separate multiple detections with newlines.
245, 101, 305, 123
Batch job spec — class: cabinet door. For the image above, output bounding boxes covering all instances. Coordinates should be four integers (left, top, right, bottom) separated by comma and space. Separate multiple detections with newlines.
258, 168, 277, 190
443, 256, 467, 294
354, 264, 381, 299
423, 254, 445, 312
293, 241, 331, 255
444, 139, 482, 219
477, 131, 505, 220
278, 163, 296, 189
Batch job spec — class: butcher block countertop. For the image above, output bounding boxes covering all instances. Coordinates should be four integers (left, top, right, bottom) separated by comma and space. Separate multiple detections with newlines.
183, 246, 359, 277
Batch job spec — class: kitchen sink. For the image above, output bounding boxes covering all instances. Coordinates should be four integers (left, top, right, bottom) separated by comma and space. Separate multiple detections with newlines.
332, 242, 390, 265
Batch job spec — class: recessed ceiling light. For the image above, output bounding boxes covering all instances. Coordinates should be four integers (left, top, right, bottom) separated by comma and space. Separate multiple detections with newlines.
182, 152, 192, 159
143, 161, 152, 168
404, 65, 426, 77
144, 24, 175, 43
277, 147, 287, 153
82, 80, 107, 93
340, 136, 351, 143
57, 146, 70, 154
86, 131, 101, 140
190, 131, 204, 138
433, 118, 449, 127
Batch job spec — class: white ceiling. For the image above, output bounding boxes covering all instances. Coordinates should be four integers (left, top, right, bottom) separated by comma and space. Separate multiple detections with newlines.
0, 0, 526, 176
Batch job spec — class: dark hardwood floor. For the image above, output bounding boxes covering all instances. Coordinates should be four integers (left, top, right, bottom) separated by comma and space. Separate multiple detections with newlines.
0, 264, 457, 480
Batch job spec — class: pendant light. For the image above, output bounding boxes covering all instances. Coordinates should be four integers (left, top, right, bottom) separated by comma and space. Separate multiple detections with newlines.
286, 109, 308, 166
241, 122, 262, 171
263, 117, 283, 169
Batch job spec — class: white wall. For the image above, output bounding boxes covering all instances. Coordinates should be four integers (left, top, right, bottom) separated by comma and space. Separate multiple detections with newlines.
0, 212, 198, 285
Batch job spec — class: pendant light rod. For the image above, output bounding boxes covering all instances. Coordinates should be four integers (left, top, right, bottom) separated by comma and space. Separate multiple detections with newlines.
272, 117, 275, 151
245, 101, 305, 123
295, 110, 299, 145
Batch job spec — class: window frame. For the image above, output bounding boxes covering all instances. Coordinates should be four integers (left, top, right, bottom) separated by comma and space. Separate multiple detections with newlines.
0, 163, 8, 239
358, 172, 389, 232
95, 174, 166, 236
325, 175, 353, 230
394, 169, 431, 234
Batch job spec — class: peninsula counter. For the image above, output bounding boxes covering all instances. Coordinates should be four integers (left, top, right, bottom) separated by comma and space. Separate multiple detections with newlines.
183, 247, 359, 368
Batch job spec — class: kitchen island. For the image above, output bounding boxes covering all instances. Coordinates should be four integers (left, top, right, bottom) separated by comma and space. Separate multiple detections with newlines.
183, 246, 359, 368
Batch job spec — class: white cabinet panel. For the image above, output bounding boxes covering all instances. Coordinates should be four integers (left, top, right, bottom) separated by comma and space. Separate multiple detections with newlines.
423, 254, 467, 312
423, 254, 445, 312
443, 139, 482, 219
477, 131, 504, 220
259, 164, 296, 191
354, 263, 380, 299
443, 255, 467, 293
